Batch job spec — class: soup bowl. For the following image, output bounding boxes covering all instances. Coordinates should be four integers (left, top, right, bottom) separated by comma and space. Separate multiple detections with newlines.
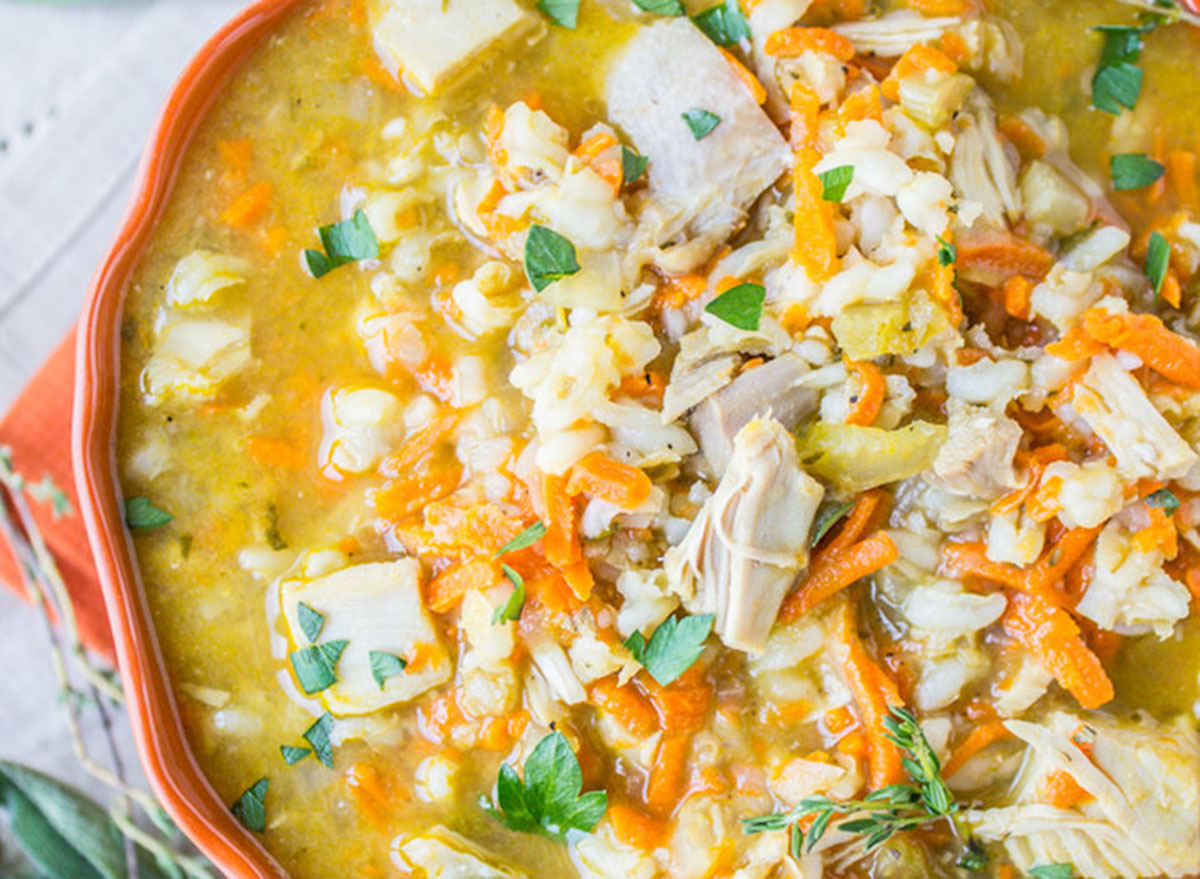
72, 1, 303, 876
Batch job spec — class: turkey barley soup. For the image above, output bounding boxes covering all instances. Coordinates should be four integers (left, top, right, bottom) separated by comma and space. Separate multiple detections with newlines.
117, 0, 1200, 876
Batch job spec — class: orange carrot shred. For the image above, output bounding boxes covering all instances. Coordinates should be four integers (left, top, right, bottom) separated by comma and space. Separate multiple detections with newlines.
942, 720, 1012, 778
566, 452, 653, 511
1082, 308, 1200, 389
719, 48, 767, 105
220, 181, 272, 228
1040, 768, 1092, 809
644, 733, 691, 818
765, 27, 855, 62
881, 44, 957, 101
845, 359, 887, 427
1002, 275, 1033, 321
781, 532, 898, 621
608, 803, 666, 849
542, 474, 581, 567
1003, 592, 1114, 710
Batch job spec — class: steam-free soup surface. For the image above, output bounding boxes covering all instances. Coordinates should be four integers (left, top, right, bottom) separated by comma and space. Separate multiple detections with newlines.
118, 1, 1200, 877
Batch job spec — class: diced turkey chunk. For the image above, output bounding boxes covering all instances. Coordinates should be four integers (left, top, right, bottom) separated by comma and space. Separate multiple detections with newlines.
279, 559, 451, 716
1070, 354, 1198, 481
141, 317, 250, 403
606, 19, 791, 272
371, 0, 534, 96
967, 712, 1200, 879
318, 385, 404, 476
930, 405, 1021, 499
165, 250, 246, 308
1075, 521, 1189, 639
691, 354, 818, 472
666, 418, 824, 653
950, 92, 1022, 231
392, 826, 526, 879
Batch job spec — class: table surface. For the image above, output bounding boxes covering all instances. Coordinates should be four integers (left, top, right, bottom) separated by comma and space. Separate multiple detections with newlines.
0, 0, 244, 815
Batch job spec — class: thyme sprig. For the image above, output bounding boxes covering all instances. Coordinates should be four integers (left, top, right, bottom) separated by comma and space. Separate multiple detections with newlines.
742, 706, 957, 857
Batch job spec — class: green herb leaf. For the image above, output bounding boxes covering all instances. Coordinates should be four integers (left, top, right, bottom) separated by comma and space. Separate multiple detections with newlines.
124, 497, 172, 531
1096, 24, 1147, 67
957, 837, 988, 871
811, 499, 855, 547
288, 639, 349, 695
1146, 487, 1181, 516
623, 613, 714, 686
524, 225, 581, 292
280, 745, 312, 765
231, 778, 269, 833
692, 0, 750, 45
0, 760, 127, 879
682, 108, 721, 140
1092, 61, 1143, 114
633, 0, 684, 14
1145, 230, 1171, 295
621, 146, 649, 185
303, 713, 335, 769
496, 521, 547, 556
704, 282, 765, 331
483, 731, 608, 841
492, 565, 526, 625
303, 209, 379, 278
1029, 866, 1075, 879
1110, 153, 1165, 190
369, 651, 408, 689
818, 165, 855, 202
297, 602, 325, 643
936, 235, 957, 267
537, 0, 580, 27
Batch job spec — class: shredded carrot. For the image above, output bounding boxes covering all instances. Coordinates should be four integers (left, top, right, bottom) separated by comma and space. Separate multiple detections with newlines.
246, 436, 306, 470
608, 802, 666, 849
845, 359, 887, 427
1170, 150, 1198, 210
1044, 323, 1106, 361
542, 474, 581, 567
719, 48, 767, 105
765, 26, 855, 62
942, 720, 1011, 778
561, 558, 595, 601
373, 463, 462, 523
937, 30, 971, 65
476, 178, 524, 240
574, 131, 622, 191
825, 489, 888, 554
793, 145, 840, 281
644, 733, 691, 818
574, 131, 618, 163
425, 559, 502, 614
1160, 269, 1183, 309
997, 116, 1047, 160
1132, 506, 1178, 558
834, 601, 906, 789
781, 532, 898, 621
1003, 592, 1114, 710
881, 44, 957, 101
823, 705, 855, 735
566, 452, 653, 511
905, 0, 968, 13
956, 233, 1055, 279
836, 85, 883, 129
619, 371, 667, 406
220, 181, 272, 228
656, 273, 708, 311
642, 665, 713, 734
1002, 275, 1033, 321
345, 763, 391, 831
217, 138, 253, 180
591, 676, 658, 735
1082, 308, 1200, 389
939, 542, 1027, 590
483, 104, 507, 167
1040, 769, 1092, 809
525, 571, 583, 616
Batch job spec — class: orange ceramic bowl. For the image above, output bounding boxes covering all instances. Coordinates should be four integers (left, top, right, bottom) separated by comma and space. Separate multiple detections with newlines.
71, 1, 305, 877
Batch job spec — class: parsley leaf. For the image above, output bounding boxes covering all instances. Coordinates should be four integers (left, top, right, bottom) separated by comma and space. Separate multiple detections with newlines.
496, 521, 547, 556
231, 778, 269, 832
1145, 230, 1171, 295
369, 651, 408, 689
280, 745, 312, 765
682, 108, 721, 140
483, 731, 608, 840
633, 0, 684, 14
1029, 866, 1075, 879
524, 225, 581, 292
297, 602, 325, 643
621, 146, 649, 185
936, 235, 957, 267
811, 499, 855, 547
623, 613, 714, 686
957, 837, 988, 871
303, 712, 335, 769
124, 497, 173, 531
1093, 62, 1143, 114
492, 565, 526, 625
818, 165, 855, 203
1110, 153, 1165, 190
1146, 487, 1180, 516
289, 639, 349, 695
704, 282, 765, 331
303, 209, 379, 278
692, 0, 750, 46
537, 0, 580, 27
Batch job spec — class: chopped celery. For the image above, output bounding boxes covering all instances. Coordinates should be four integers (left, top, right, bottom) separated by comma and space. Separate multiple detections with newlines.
796, 421, 947, 492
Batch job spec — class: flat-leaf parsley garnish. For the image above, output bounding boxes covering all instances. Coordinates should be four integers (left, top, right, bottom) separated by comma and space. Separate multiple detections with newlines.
621, 146, 649, 185
231, 778, 269, 833
537, 0, 579, 28
124, 497, 173, 531
297, 602, 325, 642
692, 0, 749, 46
369, 651, 408, 689
704, 282, 765, 331
280, 745, 312, 766
1110, 152, 1164, 190
524, 225, 581, 292
1145, 230, 1171, 296
1146, 487, 1180, 516
633, 0, 684, 15
623, 613, 714, 686
303, 712, 335, 769
482, 731, 608, 841
289, 639, 349, 695
818, 165, 855, 202
682, 108, 721, 140
492, 565, 526, 625
303, 209, 379, 278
